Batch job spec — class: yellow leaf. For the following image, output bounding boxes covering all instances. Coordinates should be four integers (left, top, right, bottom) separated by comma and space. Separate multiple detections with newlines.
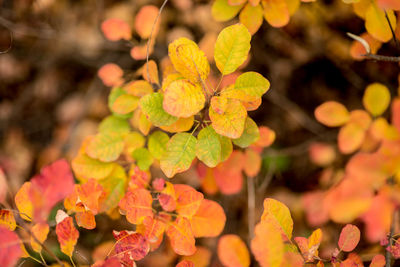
72, 153, 116, 180
162, 73, 185, 92
112, 94, 139, 115
239, 3, 264, 35
363, 83, 391, 116
261, 198, 293, 240
169, 38, 210, 83
163, 79, 205, 118
142, 60, 160, 86
124, 80, 153, 97
214, 24, 251, 75
211, 96, 228, 115
140, 92, 178, 127
160, 133, 197, 178
160, 116, 195, 133
212, 0, 244, 22
0, 210, 16, 230
365, 3, 396, 42
210, 98, 247, 139
262, 0, 290, 28
86, 132, 125, 162
31, 222, 50, 253
15, 182, 33, 221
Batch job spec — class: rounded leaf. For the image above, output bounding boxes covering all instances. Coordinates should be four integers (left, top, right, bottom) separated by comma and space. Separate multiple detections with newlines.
218, 234, 250, 267
315, 101, 350, 127
239, 3, 263, 35
261, 198, 293, 240
86, 132, 124, 162
338, 224, 360, 252
190, 199, 226, 237
214, 24, 251, 75
365, 4, 396, 42
196, 126, 222, 167
140, 92, 178, 127
148, 131, 170, 160
363, 83, 391, 116
233, 117, 260, 148
166, 217, 196, 256
212, 0, 244, 22
233, 71, 270, 101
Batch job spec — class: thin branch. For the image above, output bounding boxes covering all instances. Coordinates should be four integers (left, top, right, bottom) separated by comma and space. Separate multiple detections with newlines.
145, 0, 169, 83
386, 209, 397, 267
361, 53, 400, 62
384, 10, 399, 49
247, 177, 255, 243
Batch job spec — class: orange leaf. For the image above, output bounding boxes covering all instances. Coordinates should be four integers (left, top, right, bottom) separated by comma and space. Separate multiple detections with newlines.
369, 254, 385, 267
98, 63, 124, 87
308, 142, 336, 167
0, 226, 22, 267
113, 230, 149, 265
75, 211, 96, 230
338, 224, 360, 252
176, 260, 194, 267
253, 126, 275, 147
315, 101, 350, 127
166, 217, 196, 256
174, 184, 204, 218
239, 3, 263, 34
261, 198, 293, 240
135, 5, 159, 39
31, 222, 49, 252
119, 188, 154, 224
243, 148, 261, 177
101, 18, 132, 41
55, 210, 79, 257
214, 150, 244, 195
341, 253, 363, 267
182, 246, 212, 267
138, 216, 166, 243
261, 0, 290, 28
218, 234, 250, 267
142, 60, 160, 86
190, 199, 226, 237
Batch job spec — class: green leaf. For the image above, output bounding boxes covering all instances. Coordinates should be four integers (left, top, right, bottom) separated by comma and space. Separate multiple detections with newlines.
214, 24, 251, 75
219, 134, 233, 162
132, 147, 154, 171
233, 117, 260, 148
98, 115, 130, 135
86, 132, 125, 162
196, 126, 221, 167
212, 0, 244, 22
234, 72, 270, 100
140, 92, 178, 127
160, 133, 197, 178
108, 87, 133, 119
148, 131, 170, 160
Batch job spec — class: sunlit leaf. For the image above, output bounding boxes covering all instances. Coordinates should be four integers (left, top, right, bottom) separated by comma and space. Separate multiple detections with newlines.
196, 126, 222, 167
251, 220, 284, 267
86, 132, 124, 162
218, 234, 250, 267
210, 99, 247, 139
369, 254, 386, 267
212, 0, 244, 22
113, 230, 149, 265
365, 3, 396, 42
142, 60, 160, 86
55, 210, 79, 257
0, 210, 16, 231
98, 165, 127, 212
119, 188, 153, 224
160, 133, 197, 178
140, 92, 178, 127
338, 122, 365, 154
163, 79, 205, 118
148, 131, 170, 160
176, 260, 194, 267
124, 80, 153, 97
132, 148, 154, 171
99, 115, 130, 135
214, 24, 251, 75
101, 18, 131, 41
135, 5, 159, 39
253, 126, 275, 147
261, 198, 293, 240
166, 217, 196, 256
233, 117, 260, 148
315, 101, 350, 127
239, 3, 263, 34
232, 71, 270, 101
14, 182, 33, 221
160, 116, 194, 133
363, 83, 391, 116
211, 96, 228, 115
112, 94, 139, 115
30, 222, 49, 252
174, 184, 204, 217
338, 224, 360, 252
219, 134, 233, 162
169, 38, 210, 83
262, 0, 290, 27
190, 199, 226, 237
72, 153, 116, 180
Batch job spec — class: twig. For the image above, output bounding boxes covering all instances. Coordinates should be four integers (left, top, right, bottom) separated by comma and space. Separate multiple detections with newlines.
362, 53, 400, 62
386, 209, 397, 267
247, 177, 255, 243
384, 10, 399, 49
145, 0, 169, 83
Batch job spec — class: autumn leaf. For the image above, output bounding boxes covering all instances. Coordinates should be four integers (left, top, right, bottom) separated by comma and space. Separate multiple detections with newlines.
135, 5, 159, 39
229, 71, 270, 101
111, 94, 139, 115
119, 188, 154, 224
98, 63, 124, 87
169, 38, 210, 83
365, 3, 396, 42
166, 217, 196, 256
261, 198, 293, 240
338, 122, 365, 154
160, 116, 195, 133
243, 148, 262, 177
363, 83, 391, 116
338, 224, 360, 252
148, 131, 170, 160
239, 3, 264, 34
233, 117, 260, 148
218, 234, 250, 267
113, 230, 149, 265
214, 24, 251, 75
55, 210, 79, 257
262, 0, 290, 27
163, 79, 205, 118
251, 220, 284, 267
196, 126, 222, 167
137, 216, 166, 243
132, 148, 154, 171
0, 210, 16, 231
315, 101, 350, 127
212, 0, 244, 22
0, 226, 22, 267
190, 199, 226, 237
174, 184, 204, 217
214, 150, 244, 194
124, 80, 153, 97
140, 92, 178, 127
210, 99, 247, 139
99, 115, 130, 135
142, 60, 160, 86
31, 222, 49, 252
176, 260, 194, 267
160, 133, 197, 178
101, 18, 131, 41
72, 153, 116, 180
369, 254, 385, 267
86, 132, 125, 162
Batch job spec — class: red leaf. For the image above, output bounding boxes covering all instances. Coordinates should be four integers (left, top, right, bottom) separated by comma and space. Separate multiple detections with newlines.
338, 224, 360, 252
176, 260, 194, 267
113, 230, 149, 265
55, 210, 79, 257
0, 226, 22, 267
